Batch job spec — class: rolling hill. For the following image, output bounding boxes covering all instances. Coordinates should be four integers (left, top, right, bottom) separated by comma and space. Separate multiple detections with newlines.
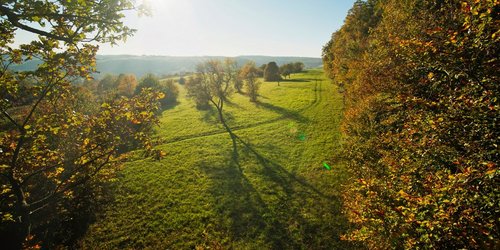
10, 55, 322, 78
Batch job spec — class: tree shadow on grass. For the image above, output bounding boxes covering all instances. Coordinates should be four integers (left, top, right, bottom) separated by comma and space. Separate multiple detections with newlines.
255, 101, 309, 123
280, 79, 310, 83
199, 132, 297, 249
160, 101, 180, 111
225, 98, 245, 109
199, 125, 352, 248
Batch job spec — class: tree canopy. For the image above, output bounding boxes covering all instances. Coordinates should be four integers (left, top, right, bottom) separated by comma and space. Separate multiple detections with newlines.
185, 59, 238, 130
240, 61, 261, 102
323, 0, 499, 248
0, 0, 162, 248
263, 62, 282, 82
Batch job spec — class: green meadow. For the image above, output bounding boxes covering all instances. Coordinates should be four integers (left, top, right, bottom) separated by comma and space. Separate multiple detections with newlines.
82, 69, 353, 249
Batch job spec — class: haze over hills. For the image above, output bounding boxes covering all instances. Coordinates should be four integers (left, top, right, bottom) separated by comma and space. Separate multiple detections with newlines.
11, 55, 323, 78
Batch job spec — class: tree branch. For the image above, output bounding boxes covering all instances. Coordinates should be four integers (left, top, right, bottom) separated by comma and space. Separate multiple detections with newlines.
0, 5, 73, 43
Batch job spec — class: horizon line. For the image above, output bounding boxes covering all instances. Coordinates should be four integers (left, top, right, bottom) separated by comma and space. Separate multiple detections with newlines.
96, 54, 322, 59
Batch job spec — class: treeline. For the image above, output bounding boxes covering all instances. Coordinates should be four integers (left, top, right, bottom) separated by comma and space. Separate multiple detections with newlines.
323, 0, 498, 248
84, 73, 179, 108
263, 61, 305, 81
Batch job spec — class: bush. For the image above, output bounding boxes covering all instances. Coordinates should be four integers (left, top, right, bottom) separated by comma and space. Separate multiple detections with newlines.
136, 74, 179, 109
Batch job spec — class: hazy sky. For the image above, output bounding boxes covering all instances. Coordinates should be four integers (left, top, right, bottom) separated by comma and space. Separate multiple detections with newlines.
15, 0, 356, 57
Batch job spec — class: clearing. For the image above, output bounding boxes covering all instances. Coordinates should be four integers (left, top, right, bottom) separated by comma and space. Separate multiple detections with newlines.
83, 69, 353, 249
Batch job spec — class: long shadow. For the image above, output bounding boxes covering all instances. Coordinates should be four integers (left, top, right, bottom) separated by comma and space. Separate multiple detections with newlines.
216, 129, 350, 248
231, 133, 332, 200
197, 92, 353, 248
280, 79, 310, 83
199, 130, 299, 248
225, 98, 245, 109
159, 81, 320, 145
255, 101, 309, 123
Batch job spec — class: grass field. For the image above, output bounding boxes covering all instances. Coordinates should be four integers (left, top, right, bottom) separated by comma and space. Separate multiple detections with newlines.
82, 69, 353, 249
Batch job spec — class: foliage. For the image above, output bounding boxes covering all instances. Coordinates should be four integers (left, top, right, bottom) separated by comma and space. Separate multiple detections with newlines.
185, 59, 238, 129
323, 0, 499, 248
136, 74, 179, 108
234, 73, 245, 93
240, 61, 261, 102
116, 74, 138, 97
0, 0, 161, 248
263, 61, 282, 82
185, 75, 210, 110
280, 62, 305, 78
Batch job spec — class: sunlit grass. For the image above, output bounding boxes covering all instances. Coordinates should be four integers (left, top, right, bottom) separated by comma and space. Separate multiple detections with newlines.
82, 69, 354, 249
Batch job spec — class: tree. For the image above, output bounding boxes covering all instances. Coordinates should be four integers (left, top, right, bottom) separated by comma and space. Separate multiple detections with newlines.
279, 62, 304, 79
264, 61, 282, 83
279, 64, 293, 79
136, 74, 179, 108
323, 0, 499, 248
185, 59, 238, 132
116, 74, 138, 97
234, 74, 244, 93
240, 61, 261, 102
161, 79, 180, 106
292, 62, 305, 73
185, 75, 210, 109
0, 0, 162, 248
97, 74, 119, 97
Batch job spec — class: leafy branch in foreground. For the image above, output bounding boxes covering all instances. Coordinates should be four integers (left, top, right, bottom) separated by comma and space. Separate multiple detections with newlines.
0, 0, 162, 248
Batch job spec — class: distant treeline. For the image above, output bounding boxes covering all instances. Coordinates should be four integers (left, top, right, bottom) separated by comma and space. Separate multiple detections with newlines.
322, 0, 498, 248
10, 55, 321, 79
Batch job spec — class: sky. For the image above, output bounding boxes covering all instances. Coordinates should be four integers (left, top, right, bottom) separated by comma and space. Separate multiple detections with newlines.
15, 0, 356, 58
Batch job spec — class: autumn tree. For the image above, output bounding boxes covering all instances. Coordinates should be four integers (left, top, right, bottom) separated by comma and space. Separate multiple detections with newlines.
323, 0, 499, 248
116, 74, 138, 97
0, 0, 162, 248
240, 61, 261, 102
263, 61, 282, 82
185, 59, 238, 132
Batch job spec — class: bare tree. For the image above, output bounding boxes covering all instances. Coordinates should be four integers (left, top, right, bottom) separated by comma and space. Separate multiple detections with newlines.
186, 59, 238, 132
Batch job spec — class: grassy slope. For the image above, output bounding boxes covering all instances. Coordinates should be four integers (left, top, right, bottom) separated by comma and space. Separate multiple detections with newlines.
82, 69, 352, 249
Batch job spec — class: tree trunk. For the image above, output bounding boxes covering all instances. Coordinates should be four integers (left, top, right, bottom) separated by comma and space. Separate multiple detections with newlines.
9, 174, 31, 246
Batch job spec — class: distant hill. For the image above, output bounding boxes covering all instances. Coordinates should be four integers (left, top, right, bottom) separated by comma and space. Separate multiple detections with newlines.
10, 55, 322, 78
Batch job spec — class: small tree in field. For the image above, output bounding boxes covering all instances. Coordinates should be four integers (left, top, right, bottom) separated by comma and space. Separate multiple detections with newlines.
292, 62, 305, 73
280, 64, 293, 79
185, 59, 238, 131
185, 75, 210, 109
264, 61, 282, 83
240, 61, 261, 102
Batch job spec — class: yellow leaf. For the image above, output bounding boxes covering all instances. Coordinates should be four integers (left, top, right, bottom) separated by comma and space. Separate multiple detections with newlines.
83, 138, 90, 146
485, 169, 496, 176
